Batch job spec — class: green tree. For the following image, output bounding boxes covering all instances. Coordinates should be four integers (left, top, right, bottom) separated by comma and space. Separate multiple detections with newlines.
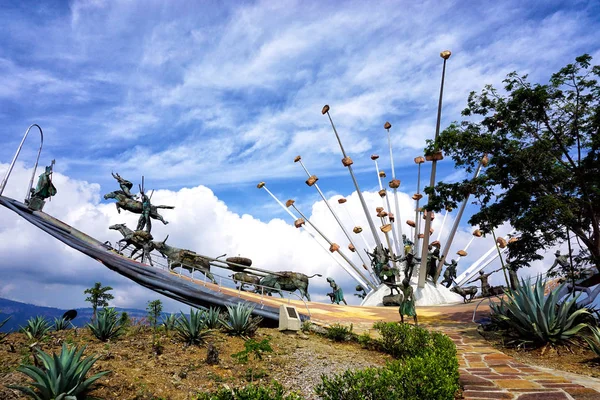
84, 282, 114, 321
424, 54, 600, 277
146, 299, 163, 333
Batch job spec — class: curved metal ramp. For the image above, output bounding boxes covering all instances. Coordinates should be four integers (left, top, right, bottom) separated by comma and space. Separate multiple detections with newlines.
0, 195, 290, 321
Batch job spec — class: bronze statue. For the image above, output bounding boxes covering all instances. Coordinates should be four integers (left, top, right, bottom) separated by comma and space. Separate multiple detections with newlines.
111, 172, 135, 199
257, 272, 322, 301
426, 244, 440, 284
395, 252, 420, 281
402, 234, 413, 255
441, 259, 458, 288
399, 278, 417, 325
366, 245, 390, 279
109, 223, 154, 265
231, 272, 261, 291
466, 269, 500, 297
104, 190, 173, 224
451, 285, 478, 303
28, 162, 57, 210
136, 188, 152, 233
354, 284, 367, 299
548, 250, 570, 276
326, 277, 347, 305
152, 237, 216, 283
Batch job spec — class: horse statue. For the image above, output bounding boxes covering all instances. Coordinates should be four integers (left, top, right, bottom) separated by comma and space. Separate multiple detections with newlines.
109, 223, 154, 265
104, 190, 174, 224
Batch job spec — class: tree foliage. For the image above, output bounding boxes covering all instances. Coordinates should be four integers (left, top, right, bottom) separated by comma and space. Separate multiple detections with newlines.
424, 54, 600, 273
84, 282, 114, 321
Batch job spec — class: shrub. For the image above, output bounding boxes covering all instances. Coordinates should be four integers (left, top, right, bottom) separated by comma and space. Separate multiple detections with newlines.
203, 306, 225, 329
231, 338, 273, 363
315, 323, 459, 400
222, 303, 262, 337
357, 332, 373, 349
53, 317, 70, 331
489, 276, 592, 346
193, 380, 304, 400
326, 323, 353, 342
21, 316, 51, 341
175, 308, 212, 346
88, 307, 123, 342
7, 343, 110, 400
301, 320, 312, 333
372, 322, 431, 359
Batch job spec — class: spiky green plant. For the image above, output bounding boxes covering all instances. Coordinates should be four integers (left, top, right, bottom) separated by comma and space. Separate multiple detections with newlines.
174, 309, 213, 346
203, 306, 225, 329
21, 316, 51, 341
584, 325, 600, 357
8, 343, 109, 400
0, 314, 11, 343
489, 276, 591, 346
87, 307, 123, 342
222, 303, 262, 337
161, 313, 177, 335
53, 317, 70, 332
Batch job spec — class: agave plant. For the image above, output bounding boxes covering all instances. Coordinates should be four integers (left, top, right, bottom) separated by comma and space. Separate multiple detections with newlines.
203, 306, 225, 329
53, 317, 70, 331
222, 303, 262, 337
584, 325, 600, 357
161, 313, 178, 335
489, 276, 591, 346
174, 308, 212, 346
8, 343, 109, 400
21, 316, 51, 341
0, 314, 11, 342
88, 307, 123, 342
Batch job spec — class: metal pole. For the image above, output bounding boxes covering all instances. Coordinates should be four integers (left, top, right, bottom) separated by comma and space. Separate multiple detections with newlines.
435, 155, 486, 279
295, 157, 374, 276
1, 124, 44, 198
385, 122, 404, 246
323, 105, 383, 249
291, 203, 376, 290
257, 182, 372, 289
419, 50, 451, 288
372, 156, 401, 259
413, 160, 423, 255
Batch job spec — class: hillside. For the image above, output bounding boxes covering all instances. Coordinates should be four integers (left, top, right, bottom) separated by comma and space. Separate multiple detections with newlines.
0, 297, 164, 332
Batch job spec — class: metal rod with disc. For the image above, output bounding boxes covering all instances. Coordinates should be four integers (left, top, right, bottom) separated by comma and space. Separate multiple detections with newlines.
419, 50, 451, 288
384, 122, 405, 253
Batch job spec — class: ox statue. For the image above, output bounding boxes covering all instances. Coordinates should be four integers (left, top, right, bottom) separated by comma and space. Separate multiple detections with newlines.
450, 285, 478, 303
257, 272, 322, 301
231, 272, 261, 291
153, 236, 216, 284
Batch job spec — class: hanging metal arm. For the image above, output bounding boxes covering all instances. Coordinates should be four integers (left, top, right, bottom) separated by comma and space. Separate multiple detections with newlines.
1, 124, 44, 199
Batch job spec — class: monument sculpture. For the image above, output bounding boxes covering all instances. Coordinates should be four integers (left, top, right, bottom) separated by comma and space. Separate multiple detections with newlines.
441, 259, 458, 288
398, 278, 417, 325
109, 223, 154, 265
27, 162, 57, 211
466, 268, 501, 297
257, 272, 322, 301
153, 237, 217, 284
326, 277, 347, 305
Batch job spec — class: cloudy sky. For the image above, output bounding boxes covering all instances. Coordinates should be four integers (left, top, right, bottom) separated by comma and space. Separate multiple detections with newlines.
1, 0, 598, 313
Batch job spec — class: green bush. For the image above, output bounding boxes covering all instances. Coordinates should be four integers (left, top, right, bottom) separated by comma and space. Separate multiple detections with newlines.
88, 307, 123, 342
7, 343, 109, 400
193, 380, 304, 400
326, 323, 353, 342
223, 303, 262, 337
161, 313, 177, 335
489, 276, 591, 346
175, 308, 213, 346
372, 322, 431, 359
315, 323, 459, 400
21, 316, 51, 341
231, 338, 273, 363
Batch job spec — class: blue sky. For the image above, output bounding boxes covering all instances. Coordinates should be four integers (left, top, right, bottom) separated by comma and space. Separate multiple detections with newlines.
1, 0, 599, 312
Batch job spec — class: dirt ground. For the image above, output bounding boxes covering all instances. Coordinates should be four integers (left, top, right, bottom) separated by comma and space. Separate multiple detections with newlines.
0, 325, 391, 400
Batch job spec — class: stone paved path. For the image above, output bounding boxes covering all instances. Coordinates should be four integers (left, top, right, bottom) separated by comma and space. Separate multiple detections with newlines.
207, 282, 600, 399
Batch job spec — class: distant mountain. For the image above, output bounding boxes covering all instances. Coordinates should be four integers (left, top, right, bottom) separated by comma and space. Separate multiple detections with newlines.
0, 297, 169, 332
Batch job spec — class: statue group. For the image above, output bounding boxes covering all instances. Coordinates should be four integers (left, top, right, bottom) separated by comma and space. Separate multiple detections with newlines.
27, 161, 57, 211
